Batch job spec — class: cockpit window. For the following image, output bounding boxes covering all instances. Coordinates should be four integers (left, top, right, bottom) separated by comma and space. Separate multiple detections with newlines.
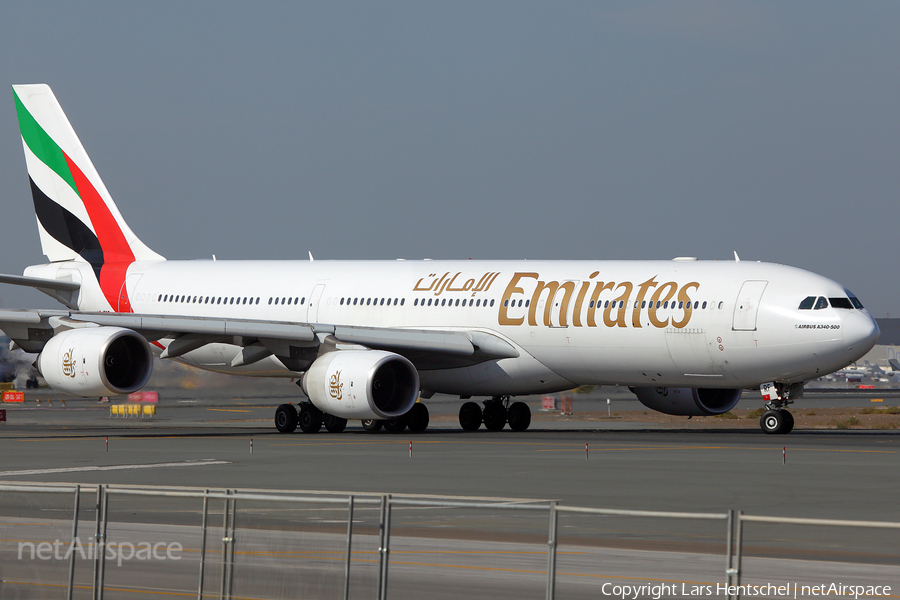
798, 296, 816, 310
829, 297, 854, 309
850, 296, 864, 309
814, 296, 828, 310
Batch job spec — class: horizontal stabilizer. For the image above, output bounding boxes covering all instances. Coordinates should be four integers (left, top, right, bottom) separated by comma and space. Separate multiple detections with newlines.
0, 273, 80, 291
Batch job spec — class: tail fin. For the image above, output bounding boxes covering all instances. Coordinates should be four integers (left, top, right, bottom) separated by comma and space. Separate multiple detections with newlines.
13, 84, 163, 309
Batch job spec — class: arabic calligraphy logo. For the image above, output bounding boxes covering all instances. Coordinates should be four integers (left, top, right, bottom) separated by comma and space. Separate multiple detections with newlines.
62, 348, 76, 378
329, 370, 343, 400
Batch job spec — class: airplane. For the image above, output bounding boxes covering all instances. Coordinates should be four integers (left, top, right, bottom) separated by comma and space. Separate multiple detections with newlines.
0, 84, 880, 435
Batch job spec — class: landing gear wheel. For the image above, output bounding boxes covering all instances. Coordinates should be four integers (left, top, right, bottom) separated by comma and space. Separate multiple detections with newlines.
361, 419, 383, 432
298, 403, 323, 433
482, 401, 507, 432
459, 401, 482, 432
760, 409, 788, 435
324, 414, 348, 433
274, 404, 298, 433
406, 403, 430, 433
506, 402, 531, 432
782, 410, 794, 434
384, 415, 408, 433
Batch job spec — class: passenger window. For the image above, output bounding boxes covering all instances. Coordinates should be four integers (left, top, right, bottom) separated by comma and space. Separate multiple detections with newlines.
490, 299, 495, 307
702, 301, 707, 309
400, 298, 405, 306
814, 297, 828, 310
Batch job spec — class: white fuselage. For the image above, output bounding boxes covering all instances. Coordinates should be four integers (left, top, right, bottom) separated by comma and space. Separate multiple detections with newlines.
27, 258, 880, 396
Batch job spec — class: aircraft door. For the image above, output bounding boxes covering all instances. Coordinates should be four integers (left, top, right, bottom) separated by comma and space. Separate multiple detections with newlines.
306, 284, 326, 323
732, 281, 768, 331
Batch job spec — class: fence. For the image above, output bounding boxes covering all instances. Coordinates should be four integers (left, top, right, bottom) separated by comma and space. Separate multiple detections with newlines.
0, 483, 897, 599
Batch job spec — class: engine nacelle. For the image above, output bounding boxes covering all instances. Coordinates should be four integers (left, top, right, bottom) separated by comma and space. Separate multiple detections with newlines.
37, 327, 153, 397
632, 386, 742, 416
301, 350, 419, 420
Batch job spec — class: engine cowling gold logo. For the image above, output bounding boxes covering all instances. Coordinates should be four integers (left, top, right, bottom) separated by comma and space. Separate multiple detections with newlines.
62, 348, 76, 378
329, 370, 343, 401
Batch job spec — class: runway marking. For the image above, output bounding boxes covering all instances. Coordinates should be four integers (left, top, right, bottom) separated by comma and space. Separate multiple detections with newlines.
0, 459, 230, 477
206, 408, 253, 413
872, 398, 883, 402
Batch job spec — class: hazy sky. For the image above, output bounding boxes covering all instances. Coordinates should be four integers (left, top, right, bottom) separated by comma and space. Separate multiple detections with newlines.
1, 2, 898, 316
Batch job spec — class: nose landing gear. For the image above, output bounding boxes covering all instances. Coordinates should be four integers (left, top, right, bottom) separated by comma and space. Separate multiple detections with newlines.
760, 408, 794, 434
758, 382, 798, 434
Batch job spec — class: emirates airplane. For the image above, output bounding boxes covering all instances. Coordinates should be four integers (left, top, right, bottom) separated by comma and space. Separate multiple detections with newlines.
0, 84, 880, 435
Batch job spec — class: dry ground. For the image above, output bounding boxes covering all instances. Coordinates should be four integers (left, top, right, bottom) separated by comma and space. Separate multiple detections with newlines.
529, 405, 900, 430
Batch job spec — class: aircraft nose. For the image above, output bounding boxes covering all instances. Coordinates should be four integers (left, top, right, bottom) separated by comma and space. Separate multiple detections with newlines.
842, 311, 880, 355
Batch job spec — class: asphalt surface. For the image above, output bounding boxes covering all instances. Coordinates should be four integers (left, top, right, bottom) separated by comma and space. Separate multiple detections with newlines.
0, 384, 898, 598
0, 385, 897, 518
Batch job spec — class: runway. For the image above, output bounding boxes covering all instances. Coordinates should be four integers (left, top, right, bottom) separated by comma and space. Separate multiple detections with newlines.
0, 385, 898, 598
0, 386, 898, 519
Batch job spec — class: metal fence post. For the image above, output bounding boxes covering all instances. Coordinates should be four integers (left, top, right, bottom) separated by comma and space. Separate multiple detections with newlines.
376, 494, 392, 600
725, 509, 735, 592
226, 492, 237, 599
97, 486, 110, 600
92, 485, 102, 597
198, 490, 210, 600
344, 495, 354, 600
220, 490, 231, 600
66, 484, 80, 600
380, 495, 393, 600
734, 511, 744, 600
546, 501, 558, 600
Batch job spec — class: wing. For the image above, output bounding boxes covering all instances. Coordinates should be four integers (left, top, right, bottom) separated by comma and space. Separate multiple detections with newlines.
0, 309, 518, 371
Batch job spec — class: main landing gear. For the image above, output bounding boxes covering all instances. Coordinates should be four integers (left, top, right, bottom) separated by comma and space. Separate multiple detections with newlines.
758, 382, 797, 435
362, 402, 431, 434
458, 396, 532, 432
273, 402, 429, 434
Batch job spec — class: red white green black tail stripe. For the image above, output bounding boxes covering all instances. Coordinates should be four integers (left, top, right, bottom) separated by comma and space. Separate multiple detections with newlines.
12, 84, 163, 312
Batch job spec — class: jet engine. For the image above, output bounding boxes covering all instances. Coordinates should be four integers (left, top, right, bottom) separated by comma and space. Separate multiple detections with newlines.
632, 386, 742, 416
37, 327, 153, 397
301, 350, 419, 420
